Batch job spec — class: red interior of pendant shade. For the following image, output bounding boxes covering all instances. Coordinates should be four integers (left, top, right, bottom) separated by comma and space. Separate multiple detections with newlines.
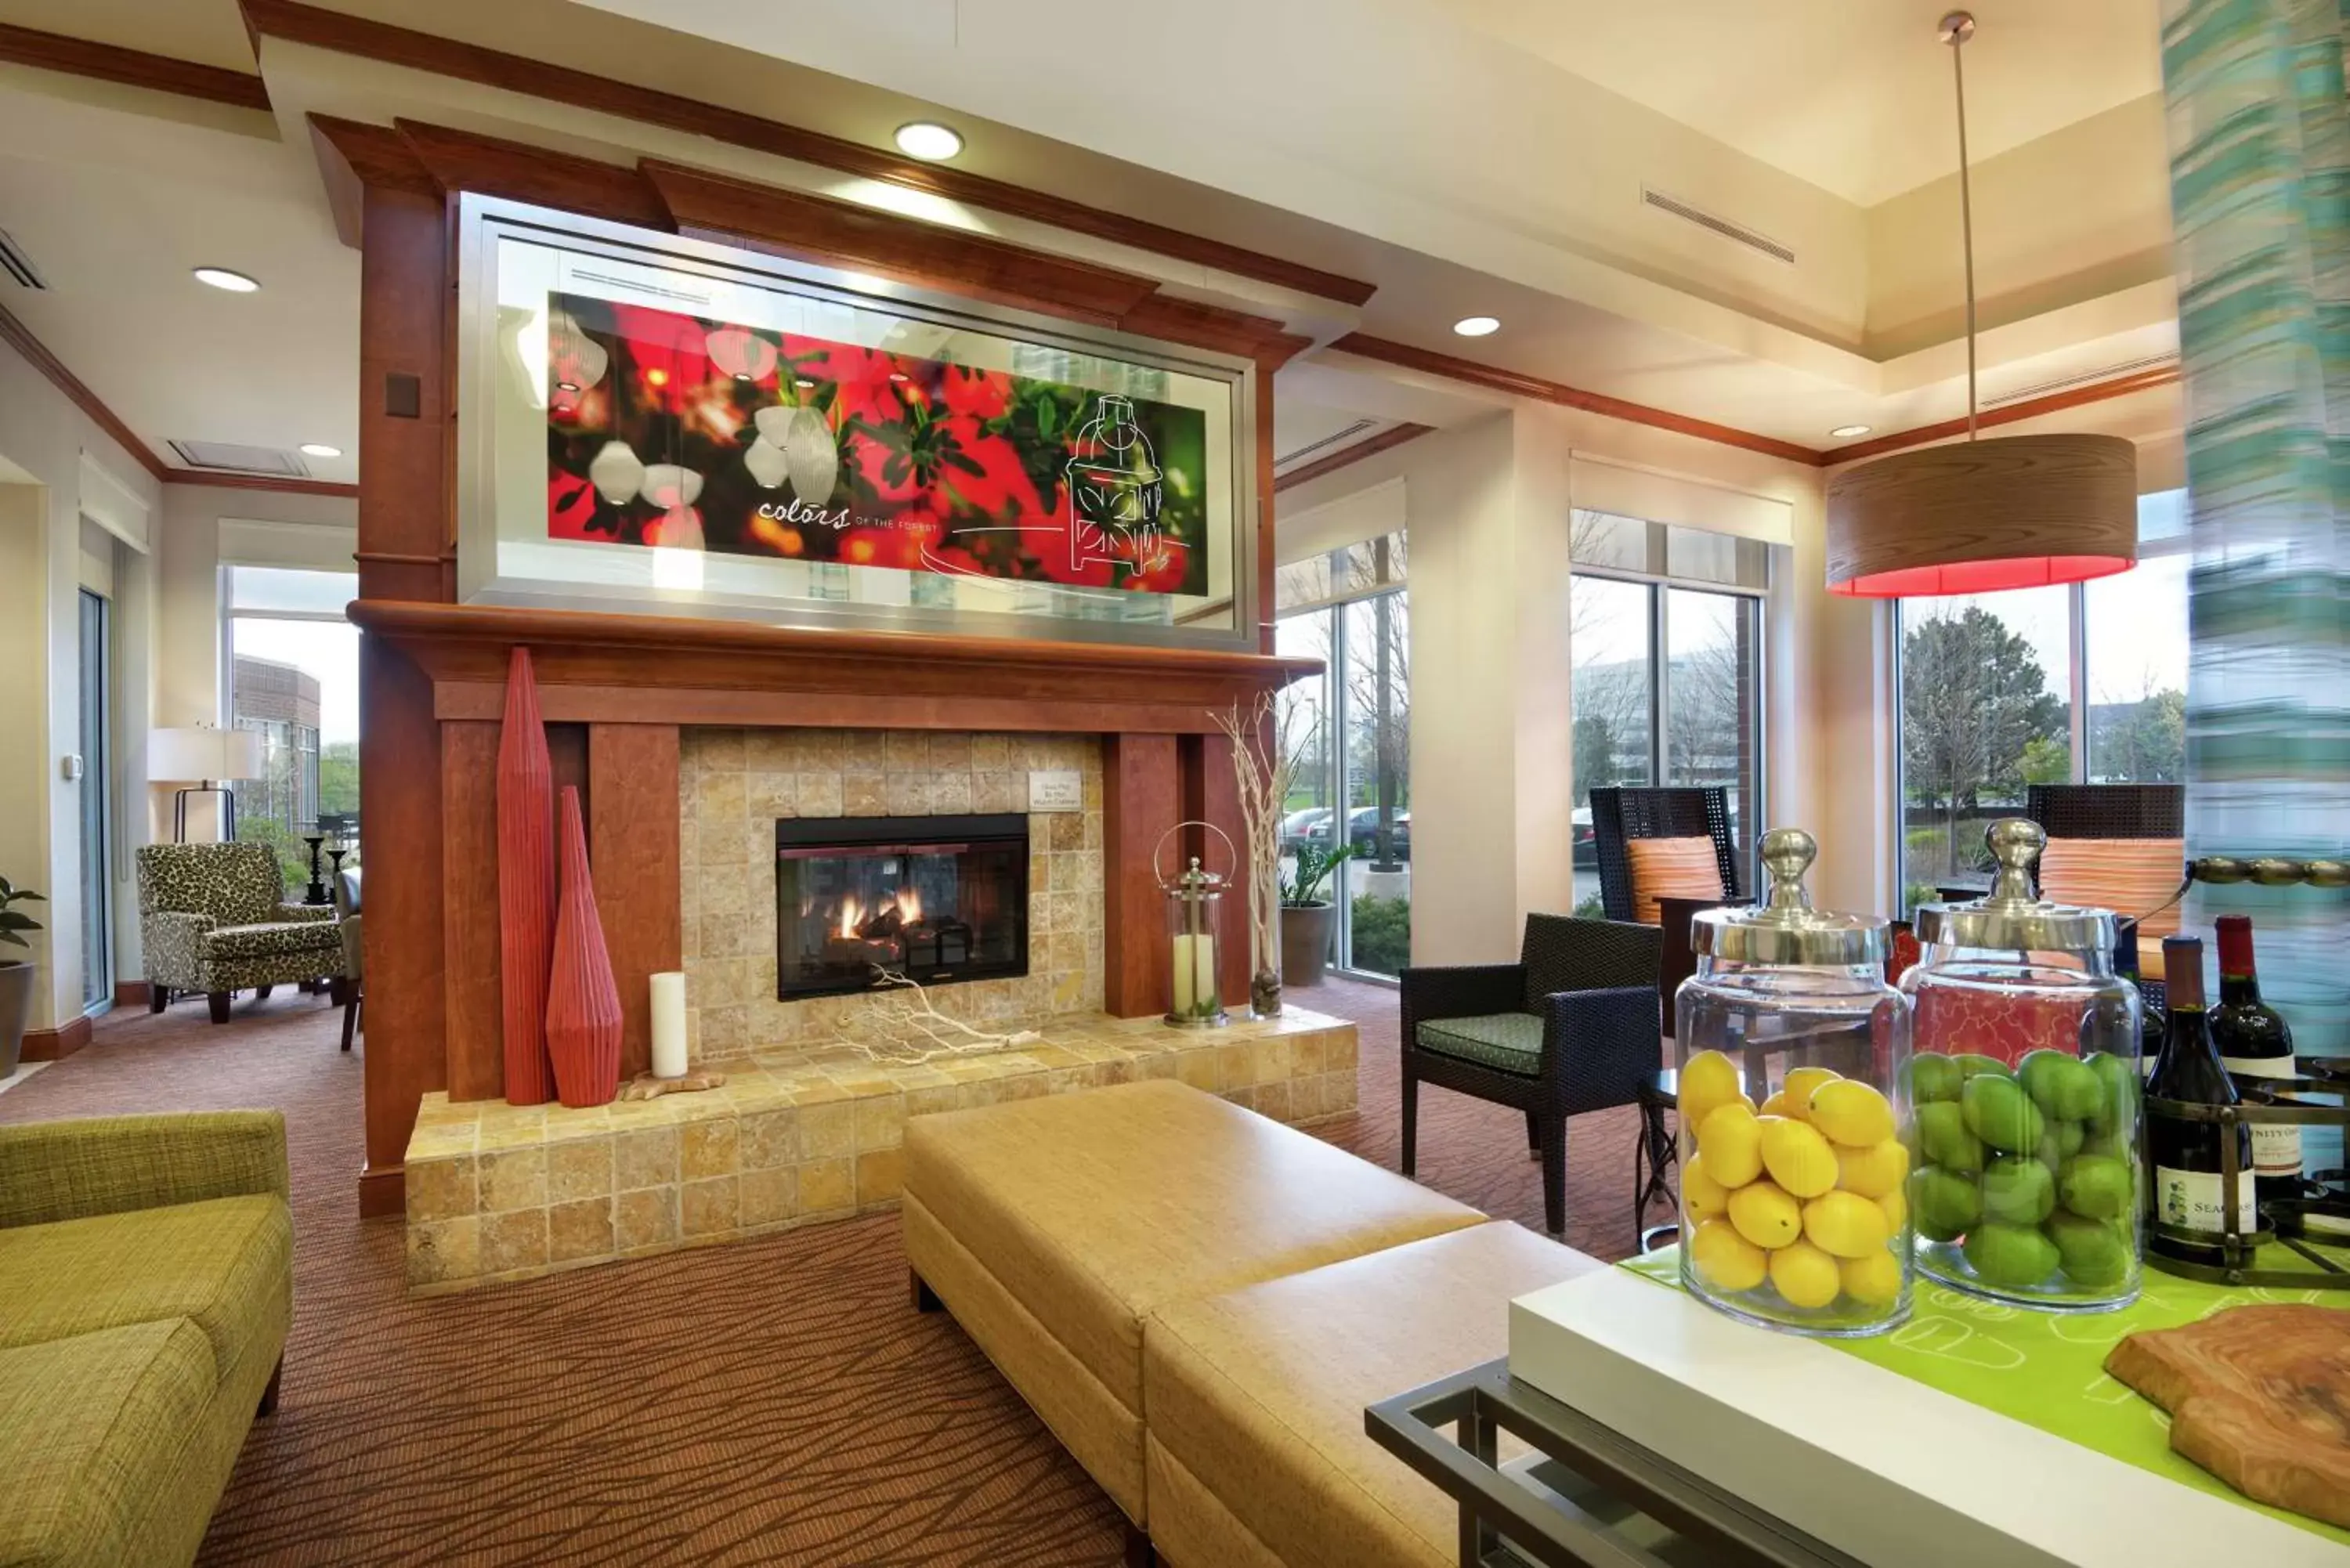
1830, 554, 2133, 598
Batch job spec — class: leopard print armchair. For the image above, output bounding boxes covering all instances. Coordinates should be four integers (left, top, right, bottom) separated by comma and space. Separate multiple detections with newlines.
136, 842, 347, 1024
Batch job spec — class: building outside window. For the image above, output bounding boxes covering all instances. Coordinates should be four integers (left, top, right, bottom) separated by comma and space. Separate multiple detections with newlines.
1273, 530, 1410, 977
1895, 490, 2188, 913
1568, 511, 1768, 914
225, 566, 361, 891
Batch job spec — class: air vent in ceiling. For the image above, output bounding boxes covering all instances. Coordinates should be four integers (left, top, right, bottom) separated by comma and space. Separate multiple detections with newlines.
166, 440, 311, 478
1983, 354, 2178, 409
1640, 186, 1795, 265
1276, 418, 1379, 468
0, 229, 44, 289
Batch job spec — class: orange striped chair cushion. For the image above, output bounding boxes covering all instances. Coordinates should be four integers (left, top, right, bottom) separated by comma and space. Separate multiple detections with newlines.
2037, 836, 2187, 963
1625, 836, 1726, 926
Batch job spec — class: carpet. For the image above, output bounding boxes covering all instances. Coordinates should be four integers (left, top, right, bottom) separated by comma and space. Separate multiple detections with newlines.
0, 977, 1650, 1566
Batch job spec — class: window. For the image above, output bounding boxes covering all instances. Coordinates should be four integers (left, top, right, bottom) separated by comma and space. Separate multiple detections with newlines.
225, 567, 360, 892
1896, 492, 2188, 912
1274, 531, 1410, 977
1570, 512, 1767, 914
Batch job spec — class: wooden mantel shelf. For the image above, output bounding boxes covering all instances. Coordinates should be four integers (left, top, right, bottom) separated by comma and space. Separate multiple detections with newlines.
348, 599, 1318, 734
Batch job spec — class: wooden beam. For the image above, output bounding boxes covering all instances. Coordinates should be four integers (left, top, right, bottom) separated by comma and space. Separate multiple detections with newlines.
1821, 366, 2182, 465
399, 120, 668, 233
588, 724, 682, 1081
440, 721, 503, 1100
1331, 334, 1827, 467
0, 22, 269, 111
1273, 422, 1434, 493
164, 470, 358, 499
239, 0, 1376, 309
1102, 734, 1180, 1017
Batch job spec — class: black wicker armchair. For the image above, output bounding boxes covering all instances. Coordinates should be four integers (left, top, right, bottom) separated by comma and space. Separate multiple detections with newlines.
1399, 915, 1662, 1237
1588, 786, 1744, 923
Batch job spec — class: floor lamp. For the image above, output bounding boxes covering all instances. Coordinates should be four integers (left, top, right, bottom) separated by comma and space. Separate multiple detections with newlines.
150, 726, 266, 843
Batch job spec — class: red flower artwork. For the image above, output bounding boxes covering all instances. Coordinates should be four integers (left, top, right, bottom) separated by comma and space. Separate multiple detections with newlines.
542, 292, 1212, 597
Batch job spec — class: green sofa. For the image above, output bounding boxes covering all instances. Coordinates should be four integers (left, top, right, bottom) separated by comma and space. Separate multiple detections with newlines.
0, 1112, 294, 1568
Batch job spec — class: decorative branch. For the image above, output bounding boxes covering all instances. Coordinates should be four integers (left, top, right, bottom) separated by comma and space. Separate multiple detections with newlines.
1211, 694, 1306, 994
831, 968, 1043, 1064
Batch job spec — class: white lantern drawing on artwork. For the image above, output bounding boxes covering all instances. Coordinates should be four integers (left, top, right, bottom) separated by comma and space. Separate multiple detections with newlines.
1065, 395, 1162, 580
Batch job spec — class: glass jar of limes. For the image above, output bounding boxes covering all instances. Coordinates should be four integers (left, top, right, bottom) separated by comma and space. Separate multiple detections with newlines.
1676, 828, 1913, 1336
1901, 820, 2143, 1312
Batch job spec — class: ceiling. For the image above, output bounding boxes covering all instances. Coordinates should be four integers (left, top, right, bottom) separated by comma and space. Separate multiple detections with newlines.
1431, 0, 2162, 206
0, 0, 2180, 493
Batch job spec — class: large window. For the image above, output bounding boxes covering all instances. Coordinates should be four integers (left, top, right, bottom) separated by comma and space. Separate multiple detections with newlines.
1896, 492, 2188, 911
225, 568, 360, 891
1570, 513, 1766, 913
1274, 532, 1410, 977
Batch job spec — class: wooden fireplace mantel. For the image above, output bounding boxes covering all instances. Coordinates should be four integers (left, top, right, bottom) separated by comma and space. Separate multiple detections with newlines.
349, 599, 1318, 733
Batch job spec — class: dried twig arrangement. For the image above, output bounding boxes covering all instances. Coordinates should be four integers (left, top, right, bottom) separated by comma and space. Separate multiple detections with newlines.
1211, 692, 1306, 1011
833, 968, 1043, 1064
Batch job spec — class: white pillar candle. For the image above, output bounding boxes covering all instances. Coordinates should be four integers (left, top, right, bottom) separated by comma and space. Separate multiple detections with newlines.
1171, 936, 1197, 1016
649, 970, 689, 1078
1193, 932, 1217, 1013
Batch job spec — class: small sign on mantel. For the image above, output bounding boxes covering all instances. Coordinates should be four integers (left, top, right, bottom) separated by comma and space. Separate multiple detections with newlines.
1029, 770, 1083, 813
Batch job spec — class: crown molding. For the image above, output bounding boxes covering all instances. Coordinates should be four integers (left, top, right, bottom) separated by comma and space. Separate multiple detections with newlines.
0, 22, 269, 112
1273, 423, 1434, 493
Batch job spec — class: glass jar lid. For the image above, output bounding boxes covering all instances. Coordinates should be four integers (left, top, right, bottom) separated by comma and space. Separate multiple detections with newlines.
1914, 818, 2116, 952
1694, 828, 1889, 966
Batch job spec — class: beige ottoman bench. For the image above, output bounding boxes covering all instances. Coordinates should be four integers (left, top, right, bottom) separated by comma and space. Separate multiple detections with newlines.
902, 1079, 1484, 1542
1143, 1219, 1600, 1568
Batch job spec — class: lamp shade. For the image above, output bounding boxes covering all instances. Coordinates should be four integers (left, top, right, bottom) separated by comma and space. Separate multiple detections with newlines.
149, 725, 266, 782
1825, 434, 2139, 597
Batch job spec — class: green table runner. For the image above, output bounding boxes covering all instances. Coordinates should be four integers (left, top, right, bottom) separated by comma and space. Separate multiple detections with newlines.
1620, 1250, 2350, 1546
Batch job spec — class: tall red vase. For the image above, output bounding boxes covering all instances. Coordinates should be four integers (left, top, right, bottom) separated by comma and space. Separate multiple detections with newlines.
545, 785, 623, 1108
497, 647, 557, 1106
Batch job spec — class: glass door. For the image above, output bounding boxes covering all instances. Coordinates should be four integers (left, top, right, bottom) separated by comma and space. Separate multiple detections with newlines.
1664, 588, 1760, 859
78, 589, 110, 1013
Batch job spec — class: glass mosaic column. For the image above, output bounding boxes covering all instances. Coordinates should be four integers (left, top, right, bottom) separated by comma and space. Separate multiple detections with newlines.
2162, 0, 2350, 1053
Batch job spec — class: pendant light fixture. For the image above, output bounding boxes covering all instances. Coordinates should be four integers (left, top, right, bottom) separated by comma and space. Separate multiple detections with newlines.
1825, 12, 2138, 598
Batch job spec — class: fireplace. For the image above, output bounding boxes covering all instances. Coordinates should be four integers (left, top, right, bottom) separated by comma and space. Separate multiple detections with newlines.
775, 814, 1030, 999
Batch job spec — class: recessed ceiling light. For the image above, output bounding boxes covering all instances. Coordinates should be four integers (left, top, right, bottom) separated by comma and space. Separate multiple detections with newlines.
894, 121, 964, 161
193, 266, 258, 293
298, 443, 342, 459
1452, 316, 1501, 338
1829, 424, 1873, 439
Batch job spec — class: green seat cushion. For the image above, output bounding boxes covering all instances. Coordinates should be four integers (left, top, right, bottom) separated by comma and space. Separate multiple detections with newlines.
1415, 1012, 1543, 1075
0, 1318, 217, 1568
0, 1194, 291, 1385
201, 921, 342, 962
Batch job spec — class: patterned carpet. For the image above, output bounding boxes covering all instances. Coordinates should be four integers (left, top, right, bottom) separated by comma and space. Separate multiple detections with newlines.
0, 977, 1651, 1566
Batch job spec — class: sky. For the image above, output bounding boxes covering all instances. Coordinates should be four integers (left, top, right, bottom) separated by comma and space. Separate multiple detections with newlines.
230, 616, 360, 747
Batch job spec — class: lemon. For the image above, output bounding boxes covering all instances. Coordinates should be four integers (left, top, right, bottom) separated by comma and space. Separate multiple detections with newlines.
1839, 1248, 1904, 1306
1809, 1079, 1896, 1148
1802, 1189, 1892, 1259
1876, 1183, 1908, 1236
1835, 1136, 1911, 1200
1758, 1089, 1802, 1121
1679, 1050, 1743, 1131
1690, 1219, 1768, 1292
1697, 1103, 1765, 1187
1782, 1065, 1842, 1111
1681, 1151, 1730, 1221
1768, 1238, 1842, 1310
1759, 1116, 1838, 1198
1727, 1180, 1803, 1250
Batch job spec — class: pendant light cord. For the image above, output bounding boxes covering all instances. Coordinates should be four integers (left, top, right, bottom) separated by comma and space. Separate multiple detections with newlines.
1949, 15, 1979, 440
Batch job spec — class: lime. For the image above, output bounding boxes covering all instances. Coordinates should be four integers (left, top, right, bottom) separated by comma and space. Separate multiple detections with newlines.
2057, 1154, 2133, 1221
2019, 1050, 2106, 1122
1904, 1053, 1963, 1104
1961, 1073, 2044, 1153
1954, 1053, 2014, 1081
1912, 1165, 1982, 1240
2084, 1052, 2140, 1133
1981, 1155, 2056, 1225
1916, 1101, 1986, 1173
1962, 1222, 2061, 1289
2046, 1212, 2132, 1288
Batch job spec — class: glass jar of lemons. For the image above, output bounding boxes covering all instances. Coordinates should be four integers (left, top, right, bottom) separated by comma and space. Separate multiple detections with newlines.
1676, 829, 1914, 1336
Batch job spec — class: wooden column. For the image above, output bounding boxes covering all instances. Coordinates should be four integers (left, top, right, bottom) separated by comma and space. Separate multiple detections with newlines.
1102, 733, 1179, 1017
588, 724, 682, 1078
439, 721, 503, 1100
354, 180, 454, 1218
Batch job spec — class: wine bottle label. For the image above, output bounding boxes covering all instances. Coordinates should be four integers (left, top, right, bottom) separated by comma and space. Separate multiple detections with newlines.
2155, 1165, 2258, 1235
2220, 1053, 2304, 1179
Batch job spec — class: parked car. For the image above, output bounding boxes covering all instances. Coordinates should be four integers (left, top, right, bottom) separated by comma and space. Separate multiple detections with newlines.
1571, 805, 1596, 869
1279, 807, 1332, 852
1343, 806, 1410, 862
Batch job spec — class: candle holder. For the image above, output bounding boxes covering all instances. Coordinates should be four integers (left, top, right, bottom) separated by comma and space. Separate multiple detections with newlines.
1155, 821, 1233, 1029
2145, 1058, 2350, 1290
302, 833, 331, 905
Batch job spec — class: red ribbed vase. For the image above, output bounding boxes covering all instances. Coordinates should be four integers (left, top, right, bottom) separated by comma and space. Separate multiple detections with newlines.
496, 647, 557, 1106
545, 785, 623, 1108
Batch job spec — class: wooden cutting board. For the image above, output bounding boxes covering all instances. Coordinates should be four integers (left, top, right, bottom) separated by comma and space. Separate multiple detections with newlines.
2104, 1302, 2350, 1529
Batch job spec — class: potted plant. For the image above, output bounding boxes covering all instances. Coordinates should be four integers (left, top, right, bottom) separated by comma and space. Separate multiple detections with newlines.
0, 876, 45, 1078
1279, 841, 1355, 988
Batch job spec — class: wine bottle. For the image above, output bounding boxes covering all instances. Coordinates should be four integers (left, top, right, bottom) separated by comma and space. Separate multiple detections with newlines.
2210, 915, 2300, 1189
2107, 918, 2164, 1072
2147, 935, 2256, 1240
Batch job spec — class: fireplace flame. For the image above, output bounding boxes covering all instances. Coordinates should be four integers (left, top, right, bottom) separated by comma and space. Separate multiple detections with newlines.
896, 885, 924, 924
838, 896, 861, 938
